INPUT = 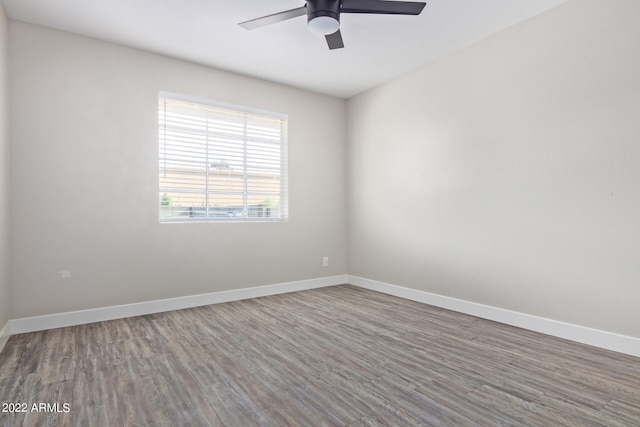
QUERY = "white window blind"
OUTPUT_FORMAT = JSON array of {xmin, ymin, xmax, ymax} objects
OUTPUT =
[{"xmin": 159, "ymin": 94, "xmax": 288, "ymax": 222}]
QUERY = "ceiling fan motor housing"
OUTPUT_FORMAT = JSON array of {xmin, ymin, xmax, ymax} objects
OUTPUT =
[{"xmin": 307, "ymin": 0, "xmax": 341, "ymax": 23}]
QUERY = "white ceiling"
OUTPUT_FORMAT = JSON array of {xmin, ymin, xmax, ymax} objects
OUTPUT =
[{"xmin": 2, "ymin": 0, "xmax": 567, "ymax": 98}]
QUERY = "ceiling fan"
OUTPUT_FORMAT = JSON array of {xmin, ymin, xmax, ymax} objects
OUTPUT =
[{"xmin": 239, "ymin": 0, "xmax": 427, "ymax": 50}]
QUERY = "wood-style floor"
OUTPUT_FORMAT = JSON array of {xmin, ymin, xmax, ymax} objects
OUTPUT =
[{"xmin": 1, "ymin": 285, "xmax": 639, "ymax": 426}]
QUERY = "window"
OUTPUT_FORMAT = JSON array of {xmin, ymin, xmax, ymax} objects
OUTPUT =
[{"xmin": 159, "ymin": 93, "xmax": 288, "ymax": 222}]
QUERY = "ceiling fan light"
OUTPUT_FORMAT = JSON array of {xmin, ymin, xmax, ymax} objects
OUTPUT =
[{"xmin": 308, "ymin": 16, "xmax": 340, "ymax": 35}]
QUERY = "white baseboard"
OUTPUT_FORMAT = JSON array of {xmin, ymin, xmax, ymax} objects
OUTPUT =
[
  {"xmin": 0, "ymin": 320, "xmax": 10, "ymax": 354},
  {"xmin": 6, "ymin": 274, "xmax": 639, "ymax": 359},
  {"xmin": 10, "ymin": 275, "xmax": 348, "ymax": 335},
  {"xmin": 348, "ymin": 275, "xmax": 640, "ymax": 358}
]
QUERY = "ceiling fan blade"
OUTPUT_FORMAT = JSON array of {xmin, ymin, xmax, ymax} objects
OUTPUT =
[
  {"xmin": 341, "ymin": 0, "xmax": 426, "ymax": 15},
  {"xmin": 238, "ymin": 6, "xmax": 307, "ymax": 30},
  {"xmin": 325, "ymin": 29, "xmax": 345, "ymax": 50}
]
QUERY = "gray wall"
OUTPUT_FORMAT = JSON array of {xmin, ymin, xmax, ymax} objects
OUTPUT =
[
  {"xmin": 0, "ymin": 3, "xmax": 10, "ymax": 328},
  {"xmin": 9, "ymin": 22, "xmax": 347, "ymax": 318},
  {"xmin": 6, "ymin": 1, "xmax": 640, "ymax": 342},
  {"xmin": 347, "ymin": 0, "xmax": 640, "ymax": 338}
]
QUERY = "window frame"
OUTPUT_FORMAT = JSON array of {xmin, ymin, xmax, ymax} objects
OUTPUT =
[{"xmin": 158, "ymin": 92, "xmax": 289, "ymax": 223}]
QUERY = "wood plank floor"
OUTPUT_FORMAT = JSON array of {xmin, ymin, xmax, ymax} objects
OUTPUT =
[{"xmin": 1, "ymin": 284, "xmax": 639, "ymax": 426}]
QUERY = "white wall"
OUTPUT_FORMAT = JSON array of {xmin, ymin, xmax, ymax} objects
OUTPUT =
[
  {"xmin": 348, "ymin": 0, "xmax": 640, "ymax": 338},
  {"xmin": 0, "ymin": 3, "xmax": 11, "ymax": 331},
  {"xmin": 9, "ymin": 22, "xmax": 347, "ymax": 318}
]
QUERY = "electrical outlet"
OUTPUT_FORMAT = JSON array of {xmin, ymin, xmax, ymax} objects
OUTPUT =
[{"xmin": 323, "ymin": 257, "xmax": 329, "ymax": 267}]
